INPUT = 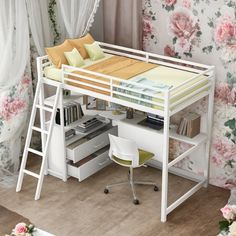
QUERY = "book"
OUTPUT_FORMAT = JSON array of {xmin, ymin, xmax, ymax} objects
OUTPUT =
[
  {"xmin": 177, "ymin": 112, "xmax": 200, "ymax": 138},
  {"xmin": 55, "ymin": 102, "xmax": 84, "ymax": 126}
]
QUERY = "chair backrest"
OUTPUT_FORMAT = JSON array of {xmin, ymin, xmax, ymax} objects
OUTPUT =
[{"xmin": 108, "ymin": 134, "xmax": 139, "ymax": 167}]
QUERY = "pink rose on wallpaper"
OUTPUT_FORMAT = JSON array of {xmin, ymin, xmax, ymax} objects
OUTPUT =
[
  {"xmin": 221, "ymin": 44, "xmax": 236, "ymax": 62},
  {"xmin": 175, "ymin": 37, "xmax": 191, "ymax": 52},
  {"xmin": 168, "ymin": 8, "xmax": 200, "ymax": 53},
  {"xmin": 169, "ymin": 8, "xmax": 198, "ymax": 38},
  {"xmin": 182, "ymin": 0, "xmax": 191, "ymax": 9},
  {"xmin": 164, "ymin": 45, "xmax": 176, "ymax": 57},
  {"xmin": 0, "ymin": 97, "xmax": 26, "ymax": 121},
  {"xmin": 143, "ymin": 15, "xmax": 153, "ymax": 39},
  {"xmin": 163, "ymin": 0, "xmax": 176, "ymax": 6},
  {"xmin": 213, "ymin": 138, "xmax": 236, "ymax": 161},
  {"xmin": 214, "ymin": 16, "xmax": 236, "ymax": 45},
  {"xmin": 215, "ymin": 82, "xmax": 235, "ymax": 105},
  {"xmin": 211, "ymin": 155, "xmax": 223, "ymax": 166}
]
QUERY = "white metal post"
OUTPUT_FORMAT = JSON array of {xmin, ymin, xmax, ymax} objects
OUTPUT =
[
  {"xmin": 59, "ymin": 86, "xmax": 67, "ymax": 182},
  {"xmin": 161, "ymin": 89, "xmax": 170, "ymax": 222},
  {"xmin": 204, "ymin": 68, "xmax": 215, "ymax": 187}
]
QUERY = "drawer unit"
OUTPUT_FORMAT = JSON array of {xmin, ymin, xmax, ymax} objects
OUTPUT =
[
  {"xmin": 67, "ymin": 146, "xmax": 112, "ymax": 181},
  {"xmin": 66, "ymin": 125, "xmax": 117, "ymax": 163}
]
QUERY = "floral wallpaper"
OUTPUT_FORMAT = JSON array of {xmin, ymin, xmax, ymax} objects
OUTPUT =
[{"xmin": 142, "ymin": 0, "xmax": 236, "ymax": 188}]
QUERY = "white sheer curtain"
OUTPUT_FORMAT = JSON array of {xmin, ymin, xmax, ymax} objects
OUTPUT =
[
  {"xmin": 26, "ymin": 0, "xmax": 53, "ymax": 56},
  {"xmin": 57, "ymin": 0, "xmax": 100, "ymax": 38},
  {"xmin": 0, "ymin": 0, "xmax": 30, "ymax": 187},
  {"xmin": 0, "ymin": 0, "xmax": 29, "ymax": 90}
]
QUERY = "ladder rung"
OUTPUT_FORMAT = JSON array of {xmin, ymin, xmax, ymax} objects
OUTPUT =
[
  {"xmin": 32, "ymin": 126, "xmax": 49, "ymax": 134},
  {"xmin": 23, "ymin": 170, "xmax": 40, "ymax": 179},
  {"xmin": 28, "ymin": 148, "xmax": 43, "ymax": 157},
  {"xmin": 36, "ymin": 105, "xmax": 53, "ymax": 113}
]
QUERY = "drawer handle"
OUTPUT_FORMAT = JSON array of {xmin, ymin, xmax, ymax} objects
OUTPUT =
[
  {"xmin": 99, "ymin": 158, "xmax": 110, "ymax": 166},
  {"xmin": 94, "ymin": 142, "xmax": 105, "ymax": 148}
]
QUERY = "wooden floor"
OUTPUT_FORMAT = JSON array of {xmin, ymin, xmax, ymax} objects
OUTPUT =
[{"xmin": 0, "ymin": 156, "xmax": 229, "ymax": 236}]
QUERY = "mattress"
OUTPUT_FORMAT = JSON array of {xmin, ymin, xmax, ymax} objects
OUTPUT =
[
  {"xmin": 114, "ymin": 66, "xmax": 207, "ymax": 110},
  {"xmin": 67, "ymin": 55, "xmax": 157, "ymax": 95},
  {"xmin": 44, "ymin": 53, "xmax": 207, "ymax": 110},
  {"xmin": 44, "ymin": 53, "xmax": 114, "ymax": 82}
]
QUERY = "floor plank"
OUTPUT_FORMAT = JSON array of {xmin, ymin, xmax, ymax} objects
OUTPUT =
[{"xmin": 0, "ymin": 156, "xmax": 229, "ymax": 236}]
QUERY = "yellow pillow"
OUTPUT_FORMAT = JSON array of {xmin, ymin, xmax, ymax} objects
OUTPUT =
[
  {"xmin": 67, "ymin": 33, "xmax": 95, "ymax": 59},
  {"xmin": 84, "ymin": 42, "xmax": 105, "ymax": 61},
  {"xmin": 45, "ymin": 40, "xmax": 74, "ymax": 68},
  {"xmin": 64, "ymin": 48, "xmax": 85, "ymax": 67}
]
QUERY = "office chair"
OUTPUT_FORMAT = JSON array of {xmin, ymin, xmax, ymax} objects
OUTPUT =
[{"xmin": 104, "ymin": 134, "xmax": 159, "ymax": 205}]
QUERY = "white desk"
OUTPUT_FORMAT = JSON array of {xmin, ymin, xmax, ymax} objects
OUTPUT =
[{"xmin": 117, "ymin": 113, "xmax": 164, "ymax": 163}]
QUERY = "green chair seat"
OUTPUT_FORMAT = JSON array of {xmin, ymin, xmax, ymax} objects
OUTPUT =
[{"xmin": 113, "ymin": 149, "xmax": 154, "ymax": 166}]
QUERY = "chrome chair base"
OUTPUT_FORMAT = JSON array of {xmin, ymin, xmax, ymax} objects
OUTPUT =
[{"xmin": 104, "ymin": 167, "xmax": 159, "ymax": 204}]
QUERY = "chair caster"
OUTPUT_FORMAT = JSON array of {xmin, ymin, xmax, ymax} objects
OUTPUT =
[
  {"xmin": 133, "ymin": 199, "xmax": 140, "ymax": 205},
  {"xmin": 104, "ymin": 188, "xmax": 109, "ymax": 194},
  {"xmin": 154, "ymin": 186, "xmax": 159, "ymax": 191}
]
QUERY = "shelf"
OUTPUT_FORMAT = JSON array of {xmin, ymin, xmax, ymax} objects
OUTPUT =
[
  {"xmin": 169, "ymin": 129, "xmax": 207, "ymax": 146},
  {"xmin": 64, "ymin": 116, "xmax": 111, "ymax": 146},
  {"xmin": 44, "ymin": 94, "xmax": 83, "ymax": 107}
]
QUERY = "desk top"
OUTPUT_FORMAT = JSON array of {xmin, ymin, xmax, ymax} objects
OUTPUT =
[{"xmin": 118, "ymin": 113, "xmax": 164, "ymax": 135}]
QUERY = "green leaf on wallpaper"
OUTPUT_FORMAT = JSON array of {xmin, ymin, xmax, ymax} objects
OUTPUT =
[
  {"xmin": 202, "ymin": 45, "xmax": 213, "ymax": 54},
  {"xmin": 225, "ymin": 131, "xmax": 231, "ymax": 139},
  {"xmin": 232, "ymin": 129, "xmax": 236, "ymax": 136},
  {"xmin": 196, "ymin": 31, "xmax": 202, "ymax": 37},
  {"xmin": 172, "ymin": 37, "xmax": 177, "ymax": 45},
  {"xmin": 224, "ymin": 118, "xmax": 236, "ymax": 130},
  {"xmin": 151, "ymin": 35, "xmax": 154, "ymax": 39},
  {"xmin": 184, "ymin": 52, "xmax": 192, "ymax": 58},
  {"xmin": 208, "ymin": 20, "xmax": 214, "ymax": 28},
  {"xmin": 226, "ymin": 72, "xmax": 236, "ymax": 85},
  {"xmin": 152, "ymin": 16, "xmax": 156, "ymax": 20},
  {"xmin": 215, "ymin": 11, "xmax": 221, "ymax": 17},
  {"xmin": 165, "ymin": 5, "xmax": 174, "ymax": 12},
  {"xmin": 194, "ymin": 0, "xmax": 200, "ymax": 6},
  {"xmin": 149, "ymin": 10, "xmax": 153, "ymax": 15},
  {"xmin": 193, "ymin": 9, "xmax": 198, "ymax": 16}
]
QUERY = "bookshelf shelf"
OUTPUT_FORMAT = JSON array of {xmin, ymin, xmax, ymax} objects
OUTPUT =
[
  {"xmin": 169, "ymin": 129, "xmax": 207, "ymax": 146},
  {"xmin": 44, "ymin": 94, "xmax": 83, "ymax": 107}
]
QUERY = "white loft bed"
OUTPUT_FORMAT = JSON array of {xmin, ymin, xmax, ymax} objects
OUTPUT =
[{"xmin": 35, "ymin": 42, "xmax": 215, "ymax": 222}]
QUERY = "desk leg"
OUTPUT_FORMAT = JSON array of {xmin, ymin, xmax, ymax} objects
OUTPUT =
[{"xmin": 161, "ymin": 92, "xmax": 170, "ymax": 222}]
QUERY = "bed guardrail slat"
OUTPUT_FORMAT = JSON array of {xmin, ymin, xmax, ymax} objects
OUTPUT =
[
  {"xmin": 64, "ymin": 78, "xmax": 111, "ymax": 93},
  {"xmin": 112, "ymin": 91, "xmax": 164, "ymax": 107}
]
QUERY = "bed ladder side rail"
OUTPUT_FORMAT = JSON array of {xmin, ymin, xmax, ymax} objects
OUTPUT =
[{"xmin": 16, "ymin": 78, "xmax": 62, "ymax": 200}]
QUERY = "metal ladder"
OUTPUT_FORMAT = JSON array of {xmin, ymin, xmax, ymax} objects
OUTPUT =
[{"xmin": 16, "ymin": 78, "xmax": 62, "ymax": 200}]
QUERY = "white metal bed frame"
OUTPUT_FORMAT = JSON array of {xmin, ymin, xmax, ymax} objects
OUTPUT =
[{"xmin": 36, "ymin": 42, "xmax": 215, "ymax": 222}]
